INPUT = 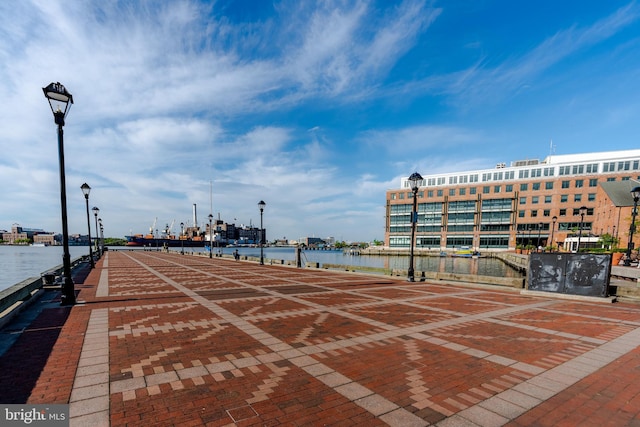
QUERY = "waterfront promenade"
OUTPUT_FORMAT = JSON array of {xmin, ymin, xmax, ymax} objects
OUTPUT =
[{"xmin": 2, "ymin": 251, "xmax": 640, "ymax": 426}]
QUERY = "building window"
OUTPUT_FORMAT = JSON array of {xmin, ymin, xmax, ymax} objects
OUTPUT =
[
  {"xmin": 470, "ymin": 187, "xmax": 476, "ymax": 195},
  {"xmin": 449, "ymin": 189, "xmax": 455, "ymax": 196},
  {"xmin": 560, "ymin": 195, "xmax": 568, "ymax": 203},
  {"xmin": 391, "ymin": 193, "xmax": 396, "ymax": 200},
  {"xmin": 483, "ymin": 186, "xmax": 490, "ymax": 194},
  {"xmin": 506, "ymin": 184, "xmax": 513, "ymax": 192},
  {"xmin": 520, "ymin": 197, "xmax": 526, "ymax": 204},
  {"xmin": 437, "ymin": 190, "xmax": 443, "ymax": 197},
  {"xmin": 531, "ymin": 168, "xmax": 541, "ymax": 177},
  {"xmin": 494, "ymin": 185, "xmax": 501, "ymax": 193},
  {"xmin": 518, "ymin": 211, "xmax": 525, "ymax": 218},
  {"xmin": 574, "ymin": 194, "xmax": 582, "ymax": 202},
  {"xmin": 532, "ymin": 182, "xmax": 540, "ymax": 190},
  {"xmin": 559, "ymin": 166, "xmax": 571, "ymax": 175},
  {"xmin": 399, "ymin": 193, "xmax": 405, "ymax": 199},
  {"xmin": 572, "ymin": 165, "xmax": 584, "ymax": 174},
  {"xmin": 607, "ymin": 177, "xmax": 616, "ymax": 182},
  {"xmin": 543, "ymin": 210, "xmax": 550, "ymax": 217},
  {"xmin": 531, "ymin": 210, "xmax": 538, "ymax": 217},
  {"xmin": 470, "ymin": 174, "xmax": 478, "ymax": 182},
  {"xmin": 586, "ymin": 163, "xmax": 598, "ymax": 173},
  {"xmin": 603, "ymin": 162, "xmax": 615, "ymax": 172},
  {"xmin": 449, "ymin": 176, "xmax": 458, "ymax": 184},
  {"xmin": 588, "ymin": 193, "xmax": 596, "ymax": 201},
  {"xmin": 575, "ymin": 179, "xmax": 583, "ymax": 188},
  {"xmin": 589, "ymin": 178, "xmax": 598, "ymax": 187},
  {"xmin": 559, "ymin": 209, "xmax": 566, "ymax": 216},
  {"xmin": 459, "ymin": 188, "xmax": 466, "ymax": 195},
  {"xmin": 545, "ymin": 195, "xmax": 552, "ymax": 203},
  {"xmin": 532, "ymin": 196, "xmax": 539, "ymax": 204},
  {"xmin": 519, "ymin": 170, "xmax": 529, "ymax": 179},
  {"xmin": 543, "ymin": 167, "xmax": 555, "ymax": 176},
  {"xmin": 545, "ymin": 182, "xmax": 554, "ymax": 190},
  {"xmin": 562, "ymin": 180, "xmax": 570, "ymax": 189},
  {"xmin": 427, "ymin": 190, "xmax": 433, "ymax": 197},
  {"xmin": 520, "ymin": 183, "xmax": 528, "ymax": 191},
  {"xmin": 622, "ymin": 176, "xmax": 630, "ymax": 181}
]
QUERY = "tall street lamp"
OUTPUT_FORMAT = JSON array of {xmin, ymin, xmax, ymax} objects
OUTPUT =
[
  {"xmin": 208, "ymin": 213, "xmax": 213, "ymax": 258},
  {"xmin": 92, "ymin": 207, "xmax": 100, "ymax": 256},
  {"xmin": 551, "ymin": 216, "xmax": 557, "ymax": 251},
  {"xmin": 43, "ymin": 82, "xmax": 75, "ymax": 305},
  {"xmin": 258, "ymin": 200, "xmax": 266, "ymax": 265},
  {"xmin": 624, "ymin": 187, "xmax": 640, "ymax": 266},
  {"xmin": 180, "ymin": 222, "xmax": 185, "ymax": 255},
  {"xmin": 81, "ymin": 183, "xmax": 95, "ymax": 268},
  {"xmin": 98, "ymin": 219, "xmax": 104, "ymax": 254},
  {"xmin": 407, "ymin": 172, "xmax": 423, "ymax": 282},
  {"xmin": 577, "ymin": 206, "xmax": 587, "ymax": 253}
]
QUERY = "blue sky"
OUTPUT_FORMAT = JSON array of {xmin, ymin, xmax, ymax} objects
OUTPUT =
[{"xmin": 1, "ymin": 1, "xmax": 640, "ymax": 243}]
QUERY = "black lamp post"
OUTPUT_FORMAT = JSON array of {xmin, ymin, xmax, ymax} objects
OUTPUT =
[
  {"xmin": 180, "ymin": 222, "xmax": 185, "ymax": 255},
  {"xmin": 407, "ymin": 172, "xmax": 423, "ymax": 282},
  {"xmin": 92, "ymin": 207, "xmax": 100, "ymax": 257},
  {"xmin": 577, "ymin": 206, "xmax": 587, "ymax": 253},
  {"xmin": 81, "ymin": 183, "xmax": 95, "ymax": 268},
  {"xmin": 536, "ymin": 222, "xmax": 543, "ymax": 252},
  {"xmin": 551, "ymin": 216, "xmax": 557, "ymax": 251},
  {"xmin": 258, "ymin": 200, "xmax": 266, "ymax": 265},
  {"xmin": 43, "ymin": 82, "xmax": 75, "ymax": 305},
  {"xmin": 624, "ymin": 187, "xmax": 640, "ymax": 266},
  {"xmin": 208, "ymin": 213, "xmax": 213, "ymax": 258},
  {"xmin": 98, "ymin": 219, "xmax": 103, "ymax": 254}
]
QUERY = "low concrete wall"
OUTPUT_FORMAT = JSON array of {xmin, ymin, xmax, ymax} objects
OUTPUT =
[
  {"xmin": 0, "ymin": 255, "xmax": 87, "ymax": 327},
  {"xmin": 390, "ymin": 269, "xmax": 524, "ymax": 288}
]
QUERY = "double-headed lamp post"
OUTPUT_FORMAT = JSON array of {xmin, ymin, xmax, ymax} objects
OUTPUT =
[
  {"xmin": 258, "ymin": 200, "xmax": 266, "ymax": 265},
  {"xmin": 80, "ymin": 183, "xmax": 95, "ymax": 268},
  {"xmin": 576, "ymin": 206, "xmax": 587, "ymax": 253},
  {"xmin": 624, "ymin": 186, "xmax": 640, "ymax": 266},
  {"xmin": 43, "ymin": 82, "xmax": 75, "ymax": 305},
  {"xmin": 551, "ymin": 216, "xmax": 557, "ymax": 251},
  {"xmin": 92, "ymin": 207, "xmax": 100, "ymax": 256},
  {"xmin": 537, "ymin": 222, "xmax": 543, "ymax": 252},
  {"xmin": 208, "ymin": 213, "xmax": 213, "ymax": 258},
  {"xmin": 407, "ymin": 172, "xmax": 423, "ymax": 282}
]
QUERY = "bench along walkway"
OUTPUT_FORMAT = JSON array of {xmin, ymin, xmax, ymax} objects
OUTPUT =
[{"xmin": 3, "ymin": 251, "xmax": 640, "ymax": 426}]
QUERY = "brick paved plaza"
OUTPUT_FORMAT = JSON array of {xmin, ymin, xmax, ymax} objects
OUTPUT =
[{"xmin": 2, "ymin": 250, "xmax": 640, "ymax": 426}]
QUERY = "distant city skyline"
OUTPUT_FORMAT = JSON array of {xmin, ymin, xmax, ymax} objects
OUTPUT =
[{"xmin": 2, "ymin": 2, "xmax": 640, "ymax": 242}]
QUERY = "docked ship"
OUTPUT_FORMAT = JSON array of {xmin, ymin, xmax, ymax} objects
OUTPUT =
[{"xmin": 126, "ymin": 205, "xmax": 210, "ymax": 248}]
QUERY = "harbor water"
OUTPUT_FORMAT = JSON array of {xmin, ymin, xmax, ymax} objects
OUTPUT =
[{"xmin": 0, "ymin": 245, "xmax": 523, "ymax": 292}]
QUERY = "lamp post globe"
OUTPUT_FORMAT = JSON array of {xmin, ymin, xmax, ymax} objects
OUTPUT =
[
  {"xmin": 81, "ymin": 183, "xmax": 95, "ymax": 268},
  {"xmin": 258, "ymin": 201, "xmax": 266, "ymax": 265},
  {"xmin": 208, "ymin": 213, "xmax": 213, "ymax": 258},
  {"xmin": 624, "ymin": 187, "xmax": 640, "ymax": 266},
  {"xmin": 43, "ymin": 82, "xmax": 75, "ymax": 305},
  {"xmin": 407, "ymin": 172, "xmax": 423, "ymax": 282}
]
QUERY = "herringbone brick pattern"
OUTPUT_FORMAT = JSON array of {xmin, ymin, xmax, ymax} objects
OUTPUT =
[{"xmin": 2, "ymin": 250, "xmax": 640, "ymax": 426}]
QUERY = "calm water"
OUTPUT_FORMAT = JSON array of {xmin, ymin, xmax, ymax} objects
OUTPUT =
[
  {"xmin": 0, "ymin": 245, "xmax": 91, "ymax": 291},
  {"xmin": 0, "ymin": 245, "xmax": 522, "ymax": 291}
]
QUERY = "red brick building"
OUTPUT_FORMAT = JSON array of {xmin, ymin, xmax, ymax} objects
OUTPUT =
[{"xmin": 385, "ymin": 149, "xmax": 640, "ymax": 252}]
